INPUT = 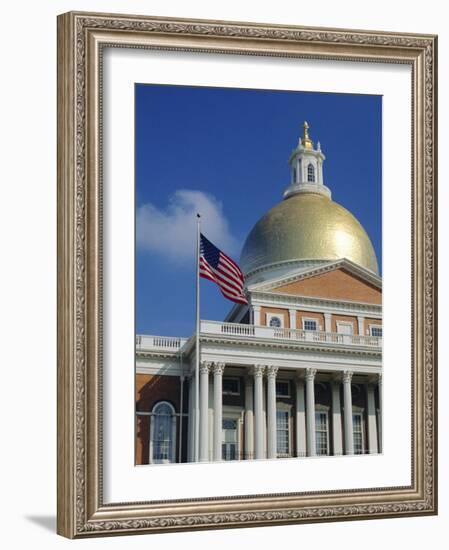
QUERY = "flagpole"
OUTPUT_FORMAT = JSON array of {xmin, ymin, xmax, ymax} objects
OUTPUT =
[{"xmin": 194, "ymin": 213, "xmax": 201, "ymax": 463}]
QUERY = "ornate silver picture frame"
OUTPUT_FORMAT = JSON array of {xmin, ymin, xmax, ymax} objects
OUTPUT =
[{"xmin": 57, "ymin": 11, "xmax": 437, "ymax": 538}]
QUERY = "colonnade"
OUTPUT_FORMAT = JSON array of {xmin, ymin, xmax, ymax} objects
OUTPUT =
[{"xmin": 187, "ymin": 362, "xmax": 381, "ymax": 462}]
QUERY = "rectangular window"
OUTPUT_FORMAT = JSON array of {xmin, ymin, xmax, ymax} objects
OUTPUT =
[
  {"xmin": 370, "ymin": 325, "xmax": 383, "ymax": 337},
  {"xmin": 276, "ymin": 380, "xmax": 291, "ymax": 398},
  {"xmin": 315, "ymin": 411, "xmax": 329, "ymax": 455},
  {"xmin": 222, "ymin": 418, "xmax": 238, "ymax": 461},
  {"xmin": 222, "ymin": 377, "xmax": 240, "ymax": 396},
  {"xmin": 276, "ymin": 410, "xmax": 290, "ymax": 456},
  {"xmin": 303, "ymin": 319, "xmax": 318, "ymax": 331},
  {"xmin": 353, "ymin": 413, "xmax": 365, "ymax": 454}
]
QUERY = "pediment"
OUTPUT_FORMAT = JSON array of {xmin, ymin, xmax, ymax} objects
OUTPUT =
[{"xmin": 249, "ymin": 260, "xmax": 382, "ymax": 305}]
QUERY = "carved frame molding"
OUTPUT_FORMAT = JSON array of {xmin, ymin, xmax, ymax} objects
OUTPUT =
[{"xmin": 57, "ymin": 11, "xmax": 437, "ymax": 538}]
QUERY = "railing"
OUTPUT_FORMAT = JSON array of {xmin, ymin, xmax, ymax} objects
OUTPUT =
[
  {"xmin": 200, "ymin": 320, "xmax": 382, "ymax": 348},
  {"xmin": 136, "ymin": 334, "xmax": 188, "ymax": 351},
  {"xmin": 137, "ymin": 321, "xmax": 382, "ymax": 351}
]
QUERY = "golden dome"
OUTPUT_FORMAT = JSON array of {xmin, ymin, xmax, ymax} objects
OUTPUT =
[{"xmin": 240, "ymin": 192, "xmax": 379, "ymax": 276}]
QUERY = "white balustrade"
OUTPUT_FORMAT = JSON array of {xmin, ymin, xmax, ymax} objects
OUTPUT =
[
  {"xmin": 136, "ymin": 322, "xmax": 382, "ymax": 351},
  {"xmin": 199, "ymin": 321, "xmax": 381, "ymax": 347},
  {"xmin": 136, "ymin": 335, "xmax": 188, "ymax": 351}
]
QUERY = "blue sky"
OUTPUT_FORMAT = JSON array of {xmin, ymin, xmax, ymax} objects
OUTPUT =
[{"xmin": 135, "ymin": 84, "xmax": 382, "ymax": 337}]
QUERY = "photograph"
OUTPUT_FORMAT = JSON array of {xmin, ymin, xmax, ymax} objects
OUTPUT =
[
  {"xmin": 134, "ymin": 84, "xmax": 383, "ymax": 465},
  {"xmin": 55, "ymin": 10, "xmax": 437, "ymax": 537}
]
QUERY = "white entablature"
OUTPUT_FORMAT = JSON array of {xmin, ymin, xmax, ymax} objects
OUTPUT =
[{"xmin": 249, "ymin": 292, "xmax": 382, "ymax": 317}]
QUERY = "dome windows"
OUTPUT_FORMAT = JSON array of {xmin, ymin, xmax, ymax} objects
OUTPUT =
[
  {"xmin": 285, "ymin": 123, "xmax": 328, "ymax": 199},
  {"xmin": 307, "ymin": 163, "xmax": 315, "ymax": 182}
]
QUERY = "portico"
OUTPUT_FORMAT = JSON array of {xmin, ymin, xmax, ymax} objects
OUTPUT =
[{"xmin": 184, "ymin": 355, "xmax": 381, "ymax": 462}]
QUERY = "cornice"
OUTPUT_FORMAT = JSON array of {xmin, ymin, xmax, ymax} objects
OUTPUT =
[
  {"xmin": 199, "ymin": 334, "xmax": 382, "ymax": 358},
  {"xmin": 250, "ymin": 290, "xmax": 382, "ymax": 315},
  {"xmin": 136, "ymin": 350, "xmax": 183, "ymax": 360}
]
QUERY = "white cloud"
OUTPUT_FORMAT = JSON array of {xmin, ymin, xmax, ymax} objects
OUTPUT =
[{"xmin": 136, "ymin": 190, "xmax": 239, "ymax": 264}]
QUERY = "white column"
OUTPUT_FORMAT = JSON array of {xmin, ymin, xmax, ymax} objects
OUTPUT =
[
  {"xmin": 318, "ymin": 158, "xmax": 323, "ymax": 184},
  {"xmin": 378, "ymin": 373, "xmax": 383, "ymax": 452},
  {"xmin": 343, "ymin": 370, "xmax": 354, "ymax": 455},
  {"xmin": 253, "ymin": 306, "xmax": 261, "ymax": 326},
  {"xmin": 253, "ymin": 365, "xmax": 265, "ymax": 459},
  {"xmin": 366, "ymin": 381, "xmax": 378, "ymax": 454},
  {"xmin": 357, "ymin": 316, "xmax": 365, "ymax": 336},
  {"xmin": 295, "ymin": 377, "xmax": 306, "ymax": 457},
  {"xmin": 208, "ymin": 376, "xmax": 213, "ymax": 460},
  {"xmin": 305, "ymin": 368, "xmax": 317, "ymax": 456},
  {"xmin": 262, "ymin": 378, "xmax": 267, "ymax": 456},
  {"xmin": 199, "ymin": 361, "xmax": 210, "ymax": 461},
  {"xmin": 187, "ymin": 374, "xmax": 195, "ymax": 462},
  {"xmin": 213, "ymin": 362, "xmax": 225, "ymax": 461},
  {"xmin": 331, "ymin": 380, "xmax": 343, "ymax": 455},
  {"xmin": 324, "ymin": 313, "xmax": 332, "ymax": 333},
  {"xmin": 244, "ymin": 375, "xmax": 254, "ymax": 460},
  {"xmin": 267, "ymin": 366, "xmax": 279, "ymax": 459},
  {"xmin": 289, "ymin": 309, "xmax": 297, "ymax": 329}
]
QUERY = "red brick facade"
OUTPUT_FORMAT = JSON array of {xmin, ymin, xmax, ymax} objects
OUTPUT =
[
  {"xmin": 274, "ymin": 268, "xmax": 382, "ymax": 304},
  {"xmin": 136, "ymin": 373, "xmax": 188, "ymax": 465}
]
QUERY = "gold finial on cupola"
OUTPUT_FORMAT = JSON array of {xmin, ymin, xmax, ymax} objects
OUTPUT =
[{"xmin": 301, "ymin": 120, "xmax": 314, "ymax": 149}]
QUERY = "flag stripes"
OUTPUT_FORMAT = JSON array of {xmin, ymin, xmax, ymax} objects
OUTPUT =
[{"xmin": 199, "ymin": 234, "xmax": 248, "ymax": 305}]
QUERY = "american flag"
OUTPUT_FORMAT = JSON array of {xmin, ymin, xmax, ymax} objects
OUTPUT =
[{"xmin": 199, "ymin": 234, "xmax": 248, "ymax": 304}]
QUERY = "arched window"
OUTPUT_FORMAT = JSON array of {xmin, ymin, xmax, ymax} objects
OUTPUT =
[
  {"xmin": 150, "ymin": 401, "xmax": 176, "ymax": 464},
  {"xmin": 307, "ymin": 163, "xmax": 315, "ymax": 182}
]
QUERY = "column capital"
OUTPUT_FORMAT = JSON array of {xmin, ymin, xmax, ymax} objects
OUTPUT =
[
  {"xmin": 342, "ymin": 370, "xmax": 353, "ymax": 384},
  {"xmin": 213, "ymin": 362, "xmax": 225, "ymax": 375},
  {"xmin": 252, "ymin": 305, "xmax": 261, "ymax": 312},
  {"xmin": 200, "ymin": 361, "xmax": 212, "ymax": 375},
  {"xmin": 266, "ymin": 365, "xmax": 279, "ymax": 379},
  {"xmin": 305, "ymin": 368, "xmax": 317, "ymax": 382},
  {"xmin": 252, "ymin": 364, "xmax": 266, "ymax": 378}
]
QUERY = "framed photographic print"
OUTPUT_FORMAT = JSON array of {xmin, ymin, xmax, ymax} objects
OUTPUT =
[{"xmin": 57, "ymin": 11, "xmax": 437, "ymax": 538}]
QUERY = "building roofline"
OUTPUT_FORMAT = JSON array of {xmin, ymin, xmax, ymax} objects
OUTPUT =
[{"xmin": 247, "ymin": 258, "xmax": 382, "ymax": 293}]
